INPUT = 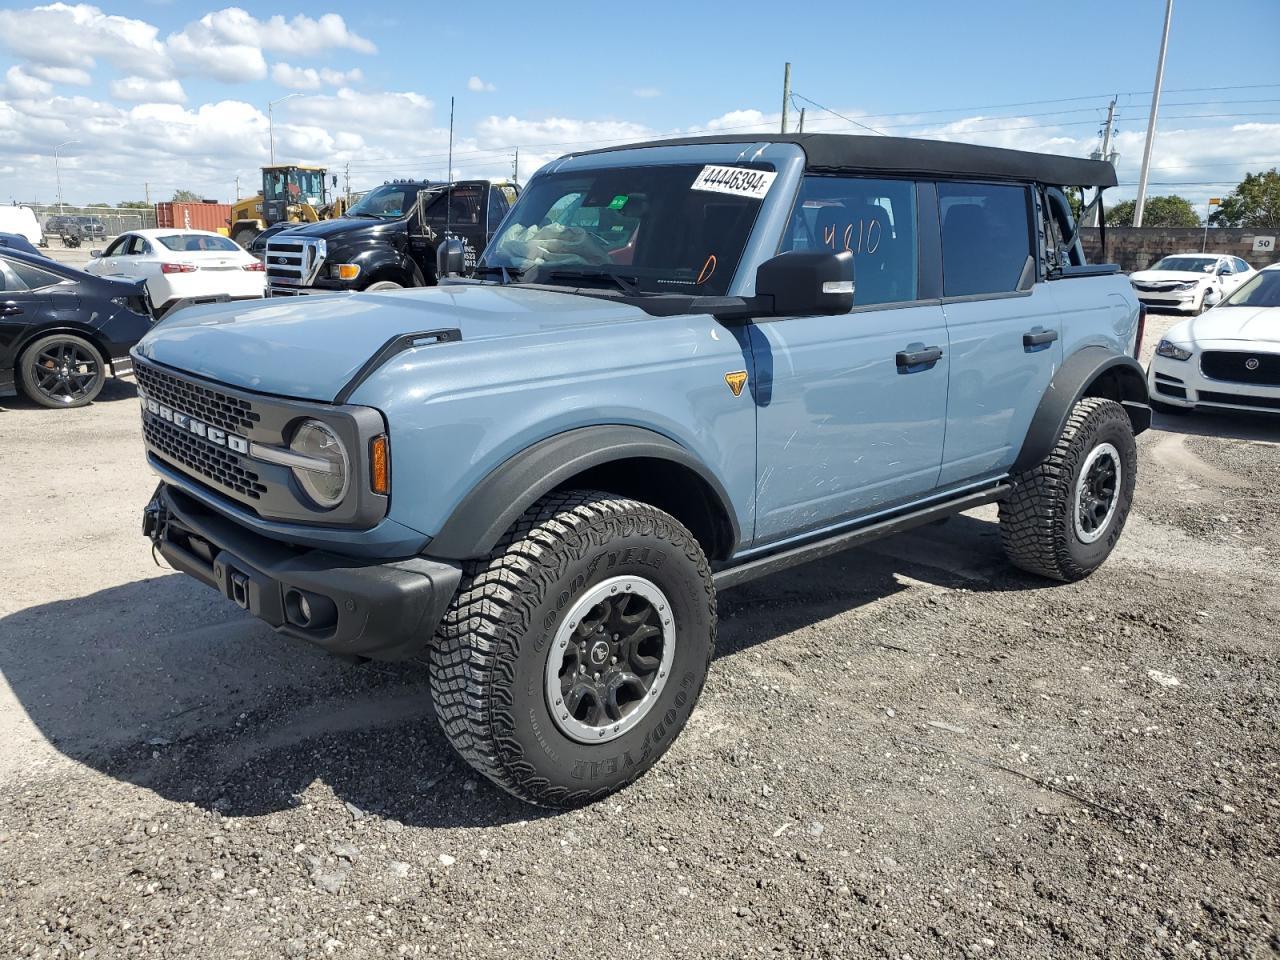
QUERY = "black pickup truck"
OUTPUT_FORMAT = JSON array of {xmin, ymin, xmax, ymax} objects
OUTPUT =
[{"xmin": 264, "ymin": 179, "xmax": 519, "ymax": 295}]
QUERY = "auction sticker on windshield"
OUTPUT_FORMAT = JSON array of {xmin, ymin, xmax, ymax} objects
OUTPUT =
[{"xmin": 691, "ymin": 166, "xmax": 777, "ymax": 199}]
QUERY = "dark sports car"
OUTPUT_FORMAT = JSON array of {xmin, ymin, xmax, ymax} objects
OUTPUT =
[{"xmin": 0, "ymin": 248, "xmax": 153, "ymax": 408}]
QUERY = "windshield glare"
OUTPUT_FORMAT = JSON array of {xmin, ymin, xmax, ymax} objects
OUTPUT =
[
  {"xmin": 1221, "ymin": 270, "xmax": 1280, "ymax": 308},
  {"xmin": 346, "ymin": 183, "xmax": 434, "ymax": 219},
  {"xmin": 480, "ymin": 164, "xmax": 773, "ymax": 296},
  {"xmin": 157, "ymin": 234, "xmax": 240, "ymax": 252},
  {"xmin": 1152, "ymin": 256, "xmax": 1216, "ymax": 273}
]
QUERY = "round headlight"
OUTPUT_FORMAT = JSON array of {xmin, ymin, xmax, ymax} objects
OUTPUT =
[{"xmin": 289, "ymin": 420, "xmax": 349, "ymax": 508}]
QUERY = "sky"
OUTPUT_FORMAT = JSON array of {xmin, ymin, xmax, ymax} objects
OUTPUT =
[{"xmin": 1, "ymin": 0, "xmax": 1277, "ymax": 211}]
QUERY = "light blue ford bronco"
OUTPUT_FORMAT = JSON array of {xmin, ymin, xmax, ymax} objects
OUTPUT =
[{"xmin": 135, "ymin": 134, "xmax": 1150, "ymax": 806}]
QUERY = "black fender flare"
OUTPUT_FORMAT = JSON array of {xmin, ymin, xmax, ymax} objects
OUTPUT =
[
  {"xmin": 1011, "ymin": 346, "xmax": 1151, "ymax": 474},
  {"xmin": 426, "ymin": 425, "xmax": 740, "ymax": 560},
  {"xmin": 354, "ymin": 247, "xmax": 423, "ymax": 288}
]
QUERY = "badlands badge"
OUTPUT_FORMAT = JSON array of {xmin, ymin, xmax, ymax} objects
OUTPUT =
[{"xmin": 724, "ymin": 370, "xmax": 748, "ymax": 398}]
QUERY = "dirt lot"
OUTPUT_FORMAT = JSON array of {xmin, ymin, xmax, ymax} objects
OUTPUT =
[{"xmin": 1, "ymin": 314, "xmax": 1277, "ymax": 959}]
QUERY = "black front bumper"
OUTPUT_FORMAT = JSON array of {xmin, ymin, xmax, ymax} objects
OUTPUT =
[{"xmin": 143, "ymin": 483, "xmax": 461, "ymax": 660}]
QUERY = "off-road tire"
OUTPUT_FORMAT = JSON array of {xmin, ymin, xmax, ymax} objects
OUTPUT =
[
  {"xmin": 999, "ymin": 397, "xmax": 1137, "ymax": 582},
  {"xmin": 429, "ymin": 490, "xmax": 716, "ymax": 807},
  {"xmin": 231, "ymin": 227, "xmax": 259, "ymax": 250}
]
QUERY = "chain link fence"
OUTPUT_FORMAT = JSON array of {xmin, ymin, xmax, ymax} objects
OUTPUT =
[{"xmin": 23, "ymin": 203, "xmax": 157, "ymax": 242}]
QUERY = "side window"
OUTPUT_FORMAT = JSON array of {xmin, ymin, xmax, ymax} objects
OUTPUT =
[
  {"xmin": 487, "ymin": 186, "xmax": 509, "ymax": 233},
  {"xmin": 1234, "ymin": 258, "xmax": 1250, "ymax": 273},
  {"xmin": 938, "ymin": 182, "xmax": 1033, "ymax": 297},
  {"xmin": 424, "ymin": 185, "xmax": 484, "ymax": 226},
  {"xmin": 103, "ymin": 236, "xmax": 129, "ymax": 257},
  {"xmin": 782, "ymin": 175, "xmax": 918, "ymax": 306},
  {"xmin": 8, "ymin": 259, "xmax": 63, "ymax": 290},
  {"xmin": 0, "ymin": 258, "xmax": 26, "ymax": 292}
]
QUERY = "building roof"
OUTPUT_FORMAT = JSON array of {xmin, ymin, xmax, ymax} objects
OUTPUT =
[{"xmin": 572, "ymin": 133, "xmax": 1118, "ymax": 188}]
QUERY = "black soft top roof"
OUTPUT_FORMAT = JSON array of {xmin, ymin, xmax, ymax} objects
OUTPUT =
[{"xmin": 571, "ymin": 133, "xmax": 1118, "ymax": 188}]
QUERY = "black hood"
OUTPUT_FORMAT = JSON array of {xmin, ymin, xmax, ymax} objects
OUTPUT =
[{"xmin": 277, "ymin": 216, "xmax": 407, "ymax": 243}]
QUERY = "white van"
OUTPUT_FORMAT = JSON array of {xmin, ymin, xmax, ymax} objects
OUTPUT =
[{"xmin": 0, "ymin": 206, "xmax": 45, "ymax": 246}]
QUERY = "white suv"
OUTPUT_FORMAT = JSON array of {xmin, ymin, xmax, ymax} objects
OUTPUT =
[{"xmin": 1129, "ymin": 253, "xmax": 1256, "ymax": 315}]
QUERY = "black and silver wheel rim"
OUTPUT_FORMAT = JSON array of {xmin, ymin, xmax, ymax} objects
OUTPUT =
[
  {"xmin": 1074, "ymin": 442, "xmax": 1122, "ymax": 544},
  {"xmin": 545, "ymin": 575, "xmax": 676, "ymax": 744},
  {"xmin": 30, "ymin": 340, "xmax": 100, "ymax": 405}
]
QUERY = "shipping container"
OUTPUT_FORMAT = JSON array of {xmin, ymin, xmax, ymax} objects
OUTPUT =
[{"xmin": 154, "ymin": 201, "xmax": 232, "ymax": 235}]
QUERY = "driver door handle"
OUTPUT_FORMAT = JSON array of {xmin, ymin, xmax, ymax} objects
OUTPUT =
[
  {"xmin": 1023, "ymin": 328, "xmax": 1059, "ymax": 348},
  {"xmin": 1, "ymin": 304, "xmax": 22, "ymax": 317},
  {"xmin": 895, "ymin": 345, "xmax": 943, "ymax": 369}
]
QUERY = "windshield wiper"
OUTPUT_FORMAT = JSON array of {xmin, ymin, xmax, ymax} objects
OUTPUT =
[{"xmin": 543, "ymin": 269, "xmax": 642, "ymax": 296}]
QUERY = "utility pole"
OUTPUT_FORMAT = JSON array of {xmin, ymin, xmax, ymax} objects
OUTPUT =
[
  {"xmin": 234, "ymin": 175, "xmax": 240, "ymax": 201},
  {"xmin": 1133, "ymin": 0, "xmax": 1173, "ymax": 227},
  {"xmin": 267, "ymin": 93, "xmax": 301, "ymax": 166},
  {"xmin": 797, "ymin": 107, "xmax": 806, "ymax": 133},
  {"xmin": 144, "ymin": 181, "xmax": 150, "ymax": 206},
  {"xmin": 1090, "ymin": 97, "xmax": 1119, "ymax": 226},
  {"xmin": 780, "ymin": 62, "xmax": 792, "ymax": 133},
  {"xmin": 513, "ymin": 147, "xmax": 519, "ymax": 183},
  {"xmin": 343, "ymin": 162, "xmax": 350, "ymax": 201},
  {"xmin": 54, "ymin": 140, "xmax": 78, "ymax": 213}
]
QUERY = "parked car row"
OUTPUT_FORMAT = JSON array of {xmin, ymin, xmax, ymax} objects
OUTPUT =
[{"xmin": 1129, "ymin": 252, "xmax": 1256, "ymax": 315}]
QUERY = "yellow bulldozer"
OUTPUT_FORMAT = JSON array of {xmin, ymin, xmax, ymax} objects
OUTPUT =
[{"xmin": 228, "ymin": 164, "xmax": 349, "ymax": 248}]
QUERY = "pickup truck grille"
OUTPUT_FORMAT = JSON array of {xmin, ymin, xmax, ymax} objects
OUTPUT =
[
  {"xmin": 1200, "ymin": 350, "xmax": 1280, "ymax": 386},
  {"xmin": 143, "ymin": 416, "xmax": 268, "ymax": 501},
  {"xmin": 135, "ymin": 361, "xmax": 260, "ymax": 434},
  {"xmin": 265, "ymin": 236, "xmax": 326, "ymax": 295}
]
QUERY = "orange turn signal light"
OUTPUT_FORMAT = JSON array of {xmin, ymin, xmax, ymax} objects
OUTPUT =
[
  {"xmin": 369, "ymin": 435, "xmax": 390, "ymax": 495},
  {"xmin": 336, "ymin": 263, "xmax": 361, "ymax": 281}
]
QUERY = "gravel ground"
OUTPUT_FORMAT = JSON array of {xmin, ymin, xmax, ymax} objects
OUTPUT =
[{"xmin": 1, "ymin": 313, "xmax": 1278, "ymax": 959}]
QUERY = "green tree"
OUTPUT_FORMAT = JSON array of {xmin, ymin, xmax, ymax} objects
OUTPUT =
[
  {"xmin": 117, "ymin": 200, "xmax": 152, "ymax": 209},
  {"xmin": 1105, "ymin": 195, "xmax": 1201, "ymax": 228},
  {"xmin": 170, "ymin": 189, "xmax": 202, "ymax": 202},
  {"xmin": 1209, "ymin": 168, "xmax": 1280, "ymax": 228}
]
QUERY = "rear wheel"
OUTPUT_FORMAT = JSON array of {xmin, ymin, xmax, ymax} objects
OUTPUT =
[
  {"xmin": 19, "ymin": 334, "xmax": 106, "ymax": 408},
  {"xmin": 999, "ymin": 397, "xmax": 1137, "ymax": 582},
  {"xmin": 231, "ymin": 226, "xmax": 260, "ymax": 250},
  {"xmin": 429, "ymin": 491, "xmax": 716, "ymax": 807}
]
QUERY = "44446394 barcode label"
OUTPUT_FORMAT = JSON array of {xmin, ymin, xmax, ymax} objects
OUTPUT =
[{"xmin": 690, "ymin": 165, "xmax": 777, "ymax": 199}]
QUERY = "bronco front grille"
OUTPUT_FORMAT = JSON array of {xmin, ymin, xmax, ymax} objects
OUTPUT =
[
  {"xmin": 1200, "ymin": 350, "xmax": 1280, "ymax": 386},
  {"xmin": 135, "ymin": 362, "xmax": 260, "ymax": 434},
  {"xmin": 144, "ymin": 416, "xmax": 267, "ymax": 501},
  {"xmin": 265, "ymin": 236, "xmax": 326, "ymax": 292}
]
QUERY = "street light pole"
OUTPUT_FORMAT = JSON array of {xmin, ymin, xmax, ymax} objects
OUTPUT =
[
  {"xmin": 1133, "ymin": 0, "xmax": 1174, "ymax": 227},
  {"xmin": 267, "ymin": 94, "xmax": 301, "ymax": 166},
  {"xmin": 53, "ymin": 139, "xmax": 79, "ymax": 214}
]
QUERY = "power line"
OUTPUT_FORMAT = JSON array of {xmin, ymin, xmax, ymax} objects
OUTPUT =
[{"xmin": 789, "ymin": 92, "xmax": 887, "ymax": 136}]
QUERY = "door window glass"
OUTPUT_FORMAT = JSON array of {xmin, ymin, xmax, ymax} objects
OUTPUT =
[
  {"xmin": 103, "ymin": 236, "xmax": 130, "ymax": 257},
  {"xmin": 1233, "ymin": 258, "xmax": 1250, "ymax": 273},
  {"xmin": 938, "ymin": 182, "xmax": 1033, "ymax": 297},
  {"xmin": 0, "ymin": 258, "xmax": 25, "ymax": 292},
  {"xmin": 424, "ymin": 185, "xmax": 484, "ymax": 226},
  {"xmin": 782, "ymin": 176, "xmax": 918, "ymax": 306},
  {"xmin": 487, "ymin": 186, "xmax": 509, "ymax": 232},
  {"xmin": 8, "ymin": 259, "xmax": 63, "ymax": 290}
]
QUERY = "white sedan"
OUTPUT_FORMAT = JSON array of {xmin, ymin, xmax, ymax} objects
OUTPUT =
[
  {"xmin": 1129, "ymin": 253, "xmax": 1256, "ymax": 315},
  {"xmin": 86, "ymin": 229, "xmax": 266, "ymax": 316},
  {"xmin": 1147, "ymin": 264, "xmax": 1280, "ymax": 415}
]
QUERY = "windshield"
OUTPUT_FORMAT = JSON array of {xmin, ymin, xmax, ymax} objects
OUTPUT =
[
  {"xmin": 264, "ymin": 168, "xmax": 327, "ymax": 206},
  {"xmin": 1220, "ymin": 269, "xmax": 1280, "ymax": 308},
  {"xmin": 479, "ymin": 163, "xmax": 775, "ymax": 297},
  {"xmin": 1151, "ymin": 256, "xmax": 1216, "ymax": 273},
  {"xmin": 346, "ymin": 183, "xmax": 437, "ymax": 219},
  {"xmin": 157, "ymin": 234, "xmax": 241, "ymax": 252}
]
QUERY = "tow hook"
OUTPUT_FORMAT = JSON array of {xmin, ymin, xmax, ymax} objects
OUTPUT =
[{"xmin": 229, "ymin": 570, "xmax": 250, "ymax": 609}]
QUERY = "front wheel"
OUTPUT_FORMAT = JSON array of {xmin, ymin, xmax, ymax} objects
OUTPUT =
[
  {"xmin": 429, "ymin": 491, "xmax": 716, "ymax": 807},
  {"xmin": 363, "ymin": 280, "xmax": 404, "ymax": 292},
  {"xmin": 999, "ymin": 397, "xmax": 1137, "ymax": 582},
  {"xmin": 19, "ymin": 334, "xmax": 106, "ymax": 408}
]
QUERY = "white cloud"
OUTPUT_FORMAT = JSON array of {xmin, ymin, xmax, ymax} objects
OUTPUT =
[
  {"xmin": 109, "ymin": 76, "xmax": 187, "ymax": 104},
  {"xmin": 271, "ymin": 63, "xmax": 364, "ymax": 90},
  {"xmin": 28, "ymin": 64, "xmax": 92, "ymax": 86},
  {"xmin": 165, "ymin": 8, "xmax": 374, "ymax": 68},
  {"xmin": 0, "ymin": 3, "xmax": 170, "ymax": 78},
  {"xmin": 633, "ymin": 87, "xmax": 662, "ymax": 99},
  {"xmin": 467, "ymin": 75, "xmax": 496, "ymax": 93},
  {"xmin": 4, "ymin": 66, "xmax": 53, "ymax": 99}
]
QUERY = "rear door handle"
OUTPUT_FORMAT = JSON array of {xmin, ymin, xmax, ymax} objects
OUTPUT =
[
  {"xmin": 896, "ymin": 345, "xmax": 943, "ymax": 368},
  {"xmin": 1023, "ymin": 328, "xmax": 1059, "ymax": 348}
]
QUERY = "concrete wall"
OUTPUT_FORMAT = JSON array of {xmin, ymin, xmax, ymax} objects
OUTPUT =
[{"xmin": 1081, "ymin": 227, "xmax": 1279, "ymax": 273}]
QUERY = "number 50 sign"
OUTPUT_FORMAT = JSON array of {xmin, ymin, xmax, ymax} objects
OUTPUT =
[{"xmin": 1253, "ymin": 236, "xmax": 1276, "ymax": 252}]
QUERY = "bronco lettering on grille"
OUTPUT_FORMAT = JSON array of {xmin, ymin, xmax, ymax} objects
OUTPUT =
[{"xmin": 142, "ymin": 396, "xmax": 249, "ymax": 453}]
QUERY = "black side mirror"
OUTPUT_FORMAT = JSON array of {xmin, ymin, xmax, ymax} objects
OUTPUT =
[
  {"xmin": 755, "ymin": 250, "xmax": 854, "ymax": 317},
  {"xmin": 436, "ymin": 238, "xmax": 465, "ymax": 279}
]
